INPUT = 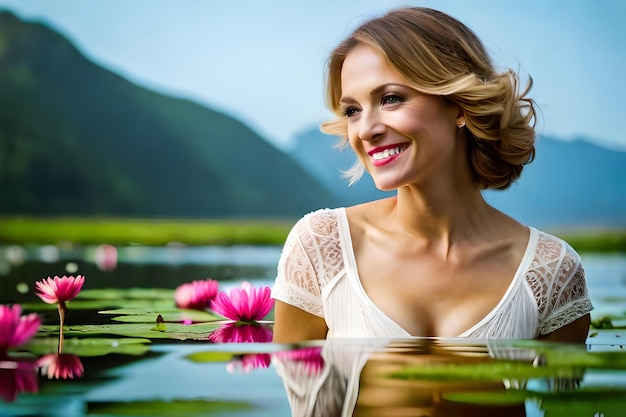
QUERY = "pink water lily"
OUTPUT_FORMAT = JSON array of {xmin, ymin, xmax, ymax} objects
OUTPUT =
[
  {"xmin": 210, "ymin": 281, "xmax": 274, "ymax": 322},
  {"xmin": 175, "ymin": 278, "xmax": 219, "ymax": 310},
  {"xmin": 0, "ymin": 305, "xmax": 41, "ymax": 352},
  {"xmin": 35, "ymin": 275, "xmax": 85, "ymax": 353},
  {"xmin": 208, "ymin": 323, "xmax": 273, "ymax": 344},
  {"xmin": 35, "ymin": 275, "xmax": 85, "ymax": 304},
  {"xmin": 36, "ymin": 353, "xmax": 84, "ymax": 380}
]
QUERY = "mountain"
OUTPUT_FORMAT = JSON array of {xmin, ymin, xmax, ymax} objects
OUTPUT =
[
  {"xmin": 287, "ymin": 127, "xmax": 396, "ymax": 205},
  {"xmin": 289, "ymin": 127, "xmax": 626, "ymax": 229},
  {"xmin": 0, "ymin": 11, "xmax": 338, "ymax": 219}
]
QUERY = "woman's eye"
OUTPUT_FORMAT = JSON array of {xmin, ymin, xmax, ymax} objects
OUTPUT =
[
  {"xmin": 343, "ymin": 107, "xmax": 359, "ymax": 117},
  {"xmin": 382, "ymin": 94, "xmax": 403, "ymax": 105}
]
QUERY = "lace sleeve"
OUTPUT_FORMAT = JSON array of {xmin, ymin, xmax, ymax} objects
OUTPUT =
[
  {"xmin": 537, "ymin": 244, "xmax": 594, "ymax": 335},
  {"xmin": 271, "ymin": 214, "xmax": 324, "ymax": 317}
]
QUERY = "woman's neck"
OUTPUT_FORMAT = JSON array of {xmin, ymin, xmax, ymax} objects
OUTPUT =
[{"xmin": 388, "ymin": 184, "xmax": 503, "ymax": 256}]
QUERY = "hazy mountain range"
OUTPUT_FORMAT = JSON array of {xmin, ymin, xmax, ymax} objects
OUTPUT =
[
  {"xmin": 0, "ymin": 11, "xmax": 337, "ymax": 219},
  {"xmin": 1, "ymin": 11, "xmax": 624, "ymax": 229},
  {"xmin": 289, "ymin": 128, "xmax": 626, "ymax": 229}
]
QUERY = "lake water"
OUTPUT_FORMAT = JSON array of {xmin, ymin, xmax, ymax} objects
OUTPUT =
[{"xmin": 0, "ymin": 244, "xmax": 625, "ymax": 416}]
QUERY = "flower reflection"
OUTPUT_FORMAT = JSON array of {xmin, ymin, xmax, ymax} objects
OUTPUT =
[
  {"xmin": 274, "ymin": 346, "xmax": 325, "ymax": 377},
  {"xmin": 0, "ymin": 304, "xmax": 41, "ymax": 353},
  {"xmin": 208, "ymin": 322, "xmax": 273, "ymax": 374},
  {"xmin": 0, "ymin": 358, "xmax": 38, "ymax": 402},
  {"xmin": 36, "ymin": 353, "xmax": 84, "ymax": 380},
  {"xmin": 226, "ymin": 353, "xmax": 272, "ymax": 374},
  {"xmin": 210, "ymin": 281, "xmax": 274, "ymax": 323},
  {"xmin": 208, "ymin": 322, "xmax": 273, "ymax": 344},
  {"xmin": 175, "ymin": 278, "xmax": 219, "ymax": 310}
]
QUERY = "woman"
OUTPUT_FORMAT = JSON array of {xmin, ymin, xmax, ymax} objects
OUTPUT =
[{"xmin": 271, "ymin": 7, "xmax": 592, "ymax": 343}]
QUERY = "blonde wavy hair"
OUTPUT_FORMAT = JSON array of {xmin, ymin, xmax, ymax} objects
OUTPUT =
[{"xmin": 320, "ymin": 7, "xmax": 536, "ymax": 190}]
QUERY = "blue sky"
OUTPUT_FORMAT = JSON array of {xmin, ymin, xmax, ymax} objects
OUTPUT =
[{"xmin": 1, "ymin": 0, "xmax": 624, "ymax": 151}]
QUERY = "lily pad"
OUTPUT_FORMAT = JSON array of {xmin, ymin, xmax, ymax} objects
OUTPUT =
[
  {"xmin": 25, "ymin": 337, "xmax": 152, "ymax": 356},
  {"xmin": 100, "ymin": 308, "xmax": 221, "ymax": 323},
  {"xmin": 442, "ymin": 389, "xmax": 528, "ymax": 405},
  {"xmin": 443, "ymin": 388, "xmax": 626, "ymax": 415},
  {"xmin": 390, "ymin": 361, "xmax": 582, "ymax": 382},
  {"xmin": 590, "ymin": 316, "xmax": 626, "ymax": 329},
  {"xmin": 86, "ymin": 399, "xmax": 253, "ymax": 416},
  {"xmin": 38, "ymin": 322, "xmax": 223, "ymax": 340},
  {"xmin": 500, "ymin": 340, "xmax": 626, "ymax": 369},
  {"xmin": 77, "ymin": 288, "xmax": 174, "ymax": 300},
  {"xmin": 184, "ymin": 351, "xmax": 237, "ymax": 363},
  {"xmin": 21, "ymin": 298, "xmax": 174, "ymax": 311}
]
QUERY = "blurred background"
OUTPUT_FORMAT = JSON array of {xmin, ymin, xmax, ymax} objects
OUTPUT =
[{"xmin": 0, "ymin": 0, "xmax": 625, "ymax": 297}]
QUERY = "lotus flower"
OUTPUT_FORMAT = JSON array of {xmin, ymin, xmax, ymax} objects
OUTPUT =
[
  {"xmin": 0, "ymin": 305, "xmax": 41, "ymax": 353},
  {"xmin": 35, "ymin": 275, "xmax": 85, "ymax": 353},
  {"xmin": 35, "ymin": 275, "xmax": 84, "ymax": 305},
  {"xmin": 210, "ymin": 281, "xmax": 274, "ymax": 323},
  {"xmin": 208, "ymin": 323, "xmax": 273, "ymax": 344},
  {"xmin": 36, "ymin": 353, "xmax": 84, "ymax": 380},
  {"xmin": 226, "ymin": 354, "xmax": 272, "ymax": 374},
  {"xmin": 0, "ymin": 358, "xmax": 38, "ymax": 402},
  {"xmin": 175, "ymin": 278, "xmax": 219, "ymax": 310}
]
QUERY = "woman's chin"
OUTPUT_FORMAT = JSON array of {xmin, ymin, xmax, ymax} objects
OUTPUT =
[{"xmin": 372, "ymin": 180, "xmax": 399, "ymax": 192}]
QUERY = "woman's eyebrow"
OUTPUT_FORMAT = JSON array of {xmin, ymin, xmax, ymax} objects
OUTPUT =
[{"xmin": 340, "ymin": 83, "xmax": 408, "ymax": 104}]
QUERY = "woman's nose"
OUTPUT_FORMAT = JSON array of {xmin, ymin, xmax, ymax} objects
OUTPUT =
[{"xmin": 357, "ymin": 109, "xmax": 385, "ymax": 142}]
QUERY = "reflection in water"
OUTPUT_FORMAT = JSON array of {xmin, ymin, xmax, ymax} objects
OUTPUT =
[
  {"xmin": 208, "ymin": 322, "xmax": 273, "ymax": 344},
  {"xmin": 273, "ymin": 338, "xmax": 590, "ymax": 417},
  {"xmin": 0, "ymin": 358, "xmax": 38, "ymax": 402},
  {"xmin": 37, "ymin": 353, "xmax": 84, "ymax": 380},
  {"xmin": 208, "ymin": 323, "xmax": 274, "ymax": 374},
  {"xmin": 226, "ymin": 353, "xmax": 273, "ymax": 374}
]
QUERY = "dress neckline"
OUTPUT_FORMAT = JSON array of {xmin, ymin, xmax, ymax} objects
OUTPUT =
[{"xmin": 336, "ymin": 207, "xmax": 537, "ymax": 338}]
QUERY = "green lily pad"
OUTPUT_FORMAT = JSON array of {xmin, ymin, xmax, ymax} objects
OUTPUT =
[
  {"xmin": 86, "ymin": 399, "xmax": 253, "ymax": 416},
  {"xmin": 390, "ymin": 361, "xmax": 582, "ymax": 382},
  {"xmin": 77, "ymin": 288, "xmax": 174, "ymax": 300},
  {"xmin": 443, "ymin": 388, "xmax": 626, "ymax": 415},
  {"xmin": 38, "ymin": 322, "xmax": 223, "ymax": 340},
  {"xmin": 184, "ymin": 351, "xmax": 237, "ymax": 363},
  {"xmin": 499, "ymin": 340, "xmax": 626, "ymax": 369},
  {"xmin": 590, "ymin": 316, "xmax": 626, "ymax": 329},
  {"xmin": 25, "ymin": 337, "xmax": 152, "ymax": 356},
  {"xmin": 101, "ymin": 308, "xmax": 221, "ymax": 323},
  {"xmin": 21, "ymin": 298, "xmax": 175, "ymax": 311},
  {"xmin": 539, "ymin": 389, "xmax": 626, "ymax": 416},
  {"xmin": 442, "ymin": 389, "xmax": 529, "ymax": 405}
]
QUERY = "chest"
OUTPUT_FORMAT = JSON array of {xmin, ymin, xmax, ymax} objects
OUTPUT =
[{"xmin": 351, "ymin": 239, "xmax": 528, "ymax": 337}]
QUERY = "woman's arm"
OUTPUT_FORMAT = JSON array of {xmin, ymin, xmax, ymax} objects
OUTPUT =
[
  {"xmin": 537, "ymin": 313, "xmax": 591, "ymax": 344},
  {"xmin": 272, "ymin": 301, "xmax": 328, "ymax": 344}
]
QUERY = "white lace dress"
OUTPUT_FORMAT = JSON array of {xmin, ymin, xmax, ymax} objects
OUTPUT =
[{"xmin": 271, "ymin": 208, "xmax": 593, "ymax": 339}]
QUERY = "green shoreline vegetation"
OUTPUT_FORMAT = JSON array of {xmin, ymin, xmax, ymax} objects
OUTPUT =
[
  {"xmin": 0, "ymin": 217, "xmax": 296, "ymax": 246},
  {"xmin": 558, "ymin": 231, "xmax": 626, "ymax": 254},
  {"xmin": 0, "ymin": 217, "xmax": 625, "ymax": 252}
]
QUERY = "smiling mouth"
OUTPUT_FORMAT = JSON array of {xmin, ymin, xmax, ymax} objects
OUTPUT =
[{"xmin": 369, "ymin": 145, "xmax": 407, "ymax": 161}]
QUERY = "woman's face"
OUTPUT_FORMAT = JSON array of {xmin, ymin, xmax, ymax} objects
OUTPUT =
[{"xmin": 339, "ymin": 44, "xmax": 461, "ymax": 191}]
